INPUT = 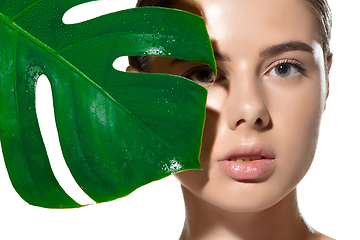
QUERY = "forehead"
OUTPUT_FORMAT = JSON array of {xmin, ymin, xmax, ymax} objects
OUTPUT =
[{"xmin": 172, "ymin": 0, "xmax": 317, "ymax": 59}]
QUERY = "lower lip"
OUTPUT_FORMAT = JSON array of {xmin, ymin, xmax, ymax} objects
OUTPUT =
[{"xmin": 218, "ymin": 159, "xmax": 276, "ymax": 180}]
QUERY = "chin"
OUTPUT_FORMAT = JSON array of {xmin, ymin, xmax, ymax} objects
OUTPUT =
[
  {"xmin": 177, "ymin": 167, "xmax": 300, "ymax": 214},
  {"xmin": 213, "ymin": 186, "xmax": 295, "ymax": 213}
]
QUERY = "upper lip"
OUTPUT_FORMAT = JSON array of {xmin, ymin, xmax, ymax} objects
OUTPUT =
[{"xmin": 218, "ymin": 143, "xmax": 276, "ymax": 162}]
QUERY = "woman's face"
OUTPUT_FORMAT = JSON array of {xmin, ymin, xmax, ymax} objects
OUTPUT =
[{"xmin": 149, "ymin": 0, "xmax": 329, "ymax": 212}]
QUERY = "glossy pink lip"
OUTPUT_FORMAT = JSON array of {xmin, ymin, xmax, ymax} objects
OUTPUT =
[{"xmin": 218, "ymin": 143, "xmax": 277, "ymax": 180}]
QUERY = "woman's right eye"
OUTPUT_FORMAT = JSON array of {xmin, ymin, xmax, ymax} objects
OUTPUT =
[{"xmin": 182, "ymin": 66, "xmax": 216, "ymax": 84}]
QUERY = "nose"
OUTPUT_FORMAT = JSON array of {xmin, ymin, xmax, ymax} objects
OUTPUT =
[{"xmin": 226, "ymin": 72, "xmax": 270, "ymax": 131}]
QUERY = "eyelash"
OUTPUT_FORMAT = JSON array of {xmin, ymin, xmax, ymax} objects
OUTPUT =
[
  {"xmin": 265, "ymin": 59, "xmax": 306, "ymax": 76},
  {"xmin": 182, "ymin": 65, "xmax": 224, "ymax": 85}
]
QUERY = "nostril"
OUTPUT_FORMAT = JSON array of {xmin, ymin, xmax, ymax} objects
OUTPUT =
[
  {"xmin": 236, "ymin": 119, "xmax": 245, "ymax": 126},
  {"xmin": 255, "ymin": 118, "xmax": 263, "ymax": 125}
]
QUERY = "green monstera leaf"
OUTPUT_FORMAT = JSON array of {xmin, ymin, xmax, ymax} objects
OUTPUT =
[{"xmin": 0, "ymin": 0, "xmax": 216, "ymax": 208}]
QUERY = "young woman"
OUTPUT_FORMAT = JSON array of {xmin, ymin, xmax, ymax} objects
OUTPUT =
[{"xmin": 127, "ymin": 0, "xmax": 334, "ymax": 239}]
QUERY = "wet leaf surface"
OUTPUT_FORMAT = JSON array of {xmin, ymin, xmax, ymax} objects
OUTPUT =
[{"xmin": 0, "ymin": 0, "xmax": 215, "ymax": 208}]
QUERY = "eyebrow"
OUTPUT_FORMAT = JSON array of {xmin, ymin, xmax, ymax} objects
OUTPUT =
[
  {"xmin": 214, "ymin": 52, "xmax": 229, "ymax": 61},
  {"xmin": 260, "ymin": 41, "xmax": 313, "ymax": 57}
]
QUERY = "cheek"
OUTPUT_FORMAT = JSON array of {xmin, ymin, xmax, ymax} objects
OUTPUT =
[{"xmin": 270, "ymin": 78, "xmax": 324, "ymax": 185}]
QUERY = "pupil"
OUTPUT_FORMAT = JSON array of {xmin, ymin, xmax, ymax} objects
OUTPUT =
[
  {"xmin": 277, "ymin": 64, "xmax": 289, "ymax": 76},
  {"xmin": 196, "ymin": 69, "xmax": 213, "ymax": 82}
]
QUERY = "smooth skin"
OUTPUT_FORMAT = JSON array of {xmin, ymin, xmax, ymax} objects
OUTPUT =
[{"xmin": 128, "ymin": 0, "xmax": 333, "ymax": 239}]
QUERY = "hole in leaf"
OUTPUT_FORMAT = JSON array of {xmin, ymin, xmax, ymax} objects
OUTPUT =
[
  {"xmin": 113, "ymin": 56, "xmax": 129, "ymax": 72},
  {"xmin": 36, "ymin": 75, "xmax": 96, "ymax": 206},
  {"xmin": 62, "ymin": 0, "xmax": 137, "ymax": 25}
]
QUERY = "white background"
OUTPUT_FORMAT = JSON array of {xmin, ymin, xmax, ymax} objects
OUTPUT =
[{"xmin": 0, "ymin": 0, "xmax": 359, "ymax": 239}]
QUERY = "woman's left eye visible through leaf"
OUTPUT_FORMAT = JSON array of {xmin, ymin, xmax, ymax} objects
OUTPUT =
[{"xmin": 183, "ymin": 66, "xmax": 215, "ymax": 83}]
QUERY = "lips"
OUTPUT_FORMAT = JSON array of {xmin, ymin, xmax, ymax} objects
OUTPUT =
[{"xmin": 218, "ymin": 143, "xmax": 276, "ymax": 180}]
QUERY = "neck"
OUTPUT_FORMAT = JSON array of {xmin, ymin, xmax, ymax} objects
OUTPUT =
[{"xmin": 179, "ymin": 187, "xmax": 314, "ymax": 240}]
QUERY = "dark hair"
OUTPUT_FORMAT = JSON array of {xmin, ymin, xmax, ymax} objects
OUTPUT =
[{"xmin": 129, "ymin": 0, "xmax": 332, "ymax": 74}]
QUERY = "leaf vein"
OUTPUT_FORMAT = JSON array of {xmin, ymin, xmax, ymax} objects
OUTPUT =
[{"xmin": 11, "ymin": 0, "xmax": 43, "ymax": 21}]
